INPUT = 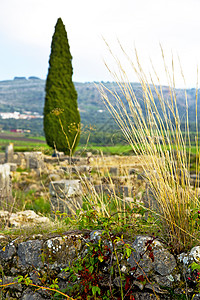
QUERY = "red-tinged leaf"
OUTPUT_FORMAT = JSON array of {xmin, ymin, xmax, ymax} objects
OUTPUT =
[
  {"xmin": 125, "ymin": 276, "xmax": 131, "ymax": 291},
  {"xmin": 147, "ymin": 245, "xmax": 152, "ymax": 251},
  {"xmin": 137, "ymin": 275, "xmax": 145, "ymax": 282},
  {"xmin": 149, "ymin": 252, "xmax": 154, "ymax": 262}
]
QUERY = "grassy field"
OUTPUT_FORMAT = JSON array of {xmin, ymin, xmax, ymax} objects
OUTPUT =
[
  {"xmin": 0, "ymin": 131, "xmax": 199, "ymax": 158},
  {"xmin": 0, "ymin": 131, "xmax": 134, "ymax": 155},
  {"xmin": 0, "ymin": 132, "xmax": 49, "ymax": 152},
  {"xmin": 77, "ymin": 144, "xmax": 133, "ymax": 155}
]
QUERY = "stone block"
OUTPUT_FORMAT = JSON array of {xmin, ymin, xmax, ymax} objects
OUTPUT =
[
  {"xmin": 17, "ymin": 240, "xmax": 43, "ymax": 268},
  {"xmin": 25, "ymin": 152, "xmax": 45, "ymax": 170},
  {"xmin": 0, "ymin": 153, "xmax": 5, "ymax": 164},
  {"xmin": 0, "ymin": 242, "xmax": 16, "ymax": 261},
  {"xmin": 13, "ymin": 152, "xmax": 24, "ymax": 166},
  {"xmin": 128, "ymin": 235, "xmax": 176, "ymax": 277},
  {"xmin": 8, "ymin": 163, "xmax": 17, "ymax": 172},
  {"xmin": 49, "ymin": 179, "xmax": 82, "ymax": 214},
  {"xmin": 50, "ymin": 195, "xmax": 83, "ymax": 214},
  {"xmin": 0, "ymin": 164, "xmax": 12, "ymax": 209},
  {"xmin": 94, "ymin": 184, "xmax": 115, "ymax": 196},
  {"xmin": 49, "ymin": 179, "xmax": 81, "ymax": 198},
  {"xmin": 5, "ymin": 143, "xmax": 14, "ymax": 163},
  {"xmin": 109, "ymin": 167, "xmax": 119, "ymax": 176},
  {"xmin": 49, "ymin": 173, "xmax": 61, "ymax": 182},
  {"xmin": 72, "ymin": 165, "xmax": 91, "ymax": 174},
  {"xmin": 0, "ymin": 210, "xmax": 51, "ymax": 228},
  {"xmin": 190, "ymin": 174, "xmax": 200, "ymax": 187},
  {"xmin": 119, "ymin": 185, "xmax": 132, "ymax": 197}
]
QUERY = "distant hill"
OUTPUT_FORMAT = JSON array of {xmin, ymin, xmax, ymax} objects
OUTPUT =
[
  {"xmin": 0, "ymin": 77, "xmax": 199, "ymax": 131},
  {"xmin": 0, "ymin": 77, "xmax": 45, "ymax": 114}
]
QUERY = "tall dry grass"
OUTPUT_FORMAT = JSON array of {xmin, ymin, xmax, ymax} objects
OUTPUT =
[{"xmin": 99, "ymin": 43, "xmax": 200, "ymax": 252}]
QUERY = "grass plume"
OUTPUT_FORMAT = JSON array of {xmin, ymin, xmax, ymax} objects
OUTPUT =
[{"xmin": 99, "ymin": 43, "xmax": 200, "ymax": 252}]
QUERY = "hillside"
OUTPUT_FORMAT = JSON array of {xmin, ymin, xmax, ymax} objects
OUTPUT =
[
  {"xmin": 0, "ymin": 77, "xmax": 199, "ymax": 137},
  {"xmin": 0, "ymin": 78, "xmax": 109, "ymax": 123}
]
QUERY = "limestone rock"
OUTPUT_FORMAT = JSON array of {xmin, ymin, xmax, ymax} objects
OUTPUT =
[
  {"xmin": 43, "ymin": 233, "xmax": 83, "ymax": 266},
  {"xmin": 0, "ymin": 232, "xmax": 198, "ymax": 299},
  {"xmin": 48, "ymin": 173, "xmax": 61, "ymax": 182},
  {"xmin": 8, "ymin": 162, "xmax": 17, "ymax": 172},
  {"xmin": 0, "ymin": 242, "xmax": 16, "ymax": 261},
  {"xmin": 17, "ymin": 240, "xmax": 43, "ymax": 268},
  {"xmin": 153, "ymin": 274, "xmax": 173, "ymax": 287},
  {"xmin": 0, "ymin": 210, "xmax": 51, "ymax": 228},
  {"xmin": 153, "ymin": 249, "xmax": 177, "ymax": 276},
  {"xmin": 190, "ymin": 246, "xmax": 200, "ymax": 263},
  {"xmin": 0, "ymin": 164, "xmax": 12, "ymax": 210},
  {"xmin": 49, "ymin": 179, "xmax": 81, "ymax": 198},
  {"xmin": 178, "ymin": 246, "xmax": 200, "ymax": 266},
  {"xmin": 128, "ymin": 236, "xmax": 176, "ymax": 276},
  {"xmin": 2, "ymin": 276, "xmax": 22, "ymax": 291},
  {"xmin": 5, "ymin": 143, "xmax": 14, "ymax": 163},
  {"xmin": 24, "ymin": 152, "xmax": 45, "ymax": 170},
  {"xmin": 21, "ymin": 289, "xmax": 47, "ymax": 300}
]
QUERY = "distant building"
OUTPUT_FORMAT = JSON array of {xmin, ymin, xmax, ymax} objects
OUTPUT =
[{"xmin": 0, "ymin": 111, "xmax": 43, "ymax": 120}]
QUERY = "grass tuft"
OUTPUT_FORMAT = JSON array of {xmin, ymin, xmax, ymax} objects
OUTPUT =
[{"xmin": 98, "ymin": 44, "xmax": 200, "ymax": 253}]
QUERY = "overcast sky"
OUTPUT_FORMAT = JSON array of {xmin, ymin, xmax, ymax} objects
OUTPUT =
[{"xmin": 0, "ymin": 0, "xmax": 200, "ymax": 88}]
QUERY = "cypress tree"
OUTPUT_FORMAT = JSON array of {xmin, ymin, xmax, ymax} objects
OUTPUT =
[{"xmin": 43, "ymin": 18, "xmax": 80, "ymax": 155}]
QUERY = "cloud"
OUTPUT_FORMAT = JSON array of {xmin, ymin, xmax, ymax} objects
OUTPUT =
[{"xmin": 0, "ymin": 0, "xmax": 200, "ymax": 86}]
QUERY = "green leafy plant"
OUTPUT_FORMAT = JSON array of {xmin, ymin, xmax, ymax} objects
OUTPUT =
[{"xmin": 0, "ymin": 275, "xmax": 75, "ymax": 299}]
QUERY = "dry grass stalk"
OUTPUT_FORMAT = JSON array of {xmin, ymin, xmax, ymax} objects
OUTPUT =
[{"xmin": 98, "ymin": 43, "xmax": 200, "ymax": 252}]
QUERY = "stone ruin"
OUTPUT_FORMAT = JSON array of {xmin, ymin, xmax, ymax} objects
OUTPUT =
[
  {"xmin": 0, "ymin": 143, "xmax": 147, "ymax": 214},
  {"xmin": 0, "ymin": 143, "xmax": 199, "ymax": 216},
  {"xmin": 49, "ymin": 179, "xmax": 82, "ymax": 213},
  {"xmin": 0, "ymin": 231, "xmax": 200, "ymax": 299},
  {"xmin": 0, "ymin": 146, "xmax": 200, "ymax": 298},
  {"xmin": 0, "ymin": 164, "xmax": 12, "ymax": 210}
]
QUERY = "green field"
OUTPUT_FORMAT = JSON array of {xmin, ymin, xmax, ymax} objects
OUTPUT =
[
  {"xmin": 0, "ymin": 132, "xmax": 134, "ymax": 155},
  {"xmin": 0, "ymin": 132, "xmax": 49, "ymax": 153},
  {"xmin": 77, "ymin": 144, "xmax": 133, "ymax": 155},
  {"xmin": 1, "ymin": 130, "xmax": 200, "ymax": 157}
]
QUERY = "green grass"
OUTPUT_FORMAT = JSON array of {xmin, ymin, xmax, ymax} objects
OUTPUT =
[
  {"xmin": 28, "ymin": 136, "xmax": 46, "ymax": 141},
  {"xmin": 14, "ymin": 144, "xmax": 50, "ymax": 152},
  {"xmin": 0, "ymin": 130, "xmax": 134, "ymax": 155},
  {"xmin": 0, "ymin": 131, "xmax": 199, "ymax": 158},
  {"xmin": 0, "ymin": 136, "xmax": 50, "ymax": 152},
  {"xmin": 0, "ymin": 139, "xmax": 45, "ymax": 146},
  {"xmin": 77, "ymin": 144, "xmax": 133, "ymax": 155}
]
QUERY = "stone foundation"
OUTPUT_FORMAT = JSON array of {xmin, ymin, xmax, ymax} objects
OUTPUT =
[{"xmin": 0, "ymin": 232, "xmax": 200, "ymax": 299}]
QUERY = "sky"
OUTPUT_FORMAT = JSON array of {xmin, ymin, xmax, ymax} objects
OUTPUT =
[{"xmin": 0, "ymin": 0, "xmax": 200, "ymax": 88}]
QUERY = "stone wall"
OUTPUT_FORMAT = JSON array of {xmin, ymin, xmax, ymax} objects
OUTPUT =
[
  {"xmin": 0, "ymin": 164, "xmax": 12, "ymax": 210},
  {"xmin": 0, "ymin": 232, "xmax": 200, "ymax": 299}
]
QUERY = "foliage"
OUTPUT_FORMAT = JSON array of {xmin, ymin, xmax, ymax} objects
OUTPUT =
[
  {"xmin": 54, "ymin": 204, "xmax": 160, "ymax": 300},
  {"xmin": 0, "ymin": 275, "xmax": 74, "ymax": 299},
  {"xmin": 44, "ymin": 18, "xmax": 80, "ymax": 155},
  {"xmin": 12, "ymin": 189, "xmax": 51, "ymax": 215}
]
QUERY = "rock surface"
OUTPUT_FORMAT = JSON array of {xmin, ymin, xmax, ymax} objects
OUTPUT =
[
  {"xmin": 0, "ymin": 232, "xmax": 199, "ymax": 299},
  {"xmin": 0, "ymin": 210, "xmax": 51, "ymax": 228}
]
